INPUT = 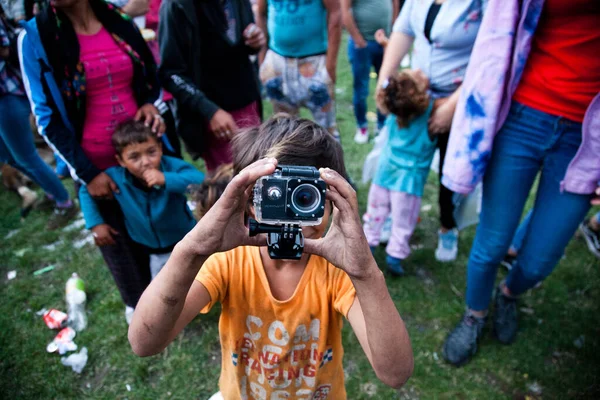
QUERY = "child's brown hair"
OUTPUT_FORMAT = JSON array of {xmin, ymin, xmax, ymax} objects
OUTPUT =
[
  {"xmin": 231, "ymin": 114, "xmax": 347, "ymax": 177},
  {"xmin": 191, "ymin": 163, "xmax": 234, "ymax": 219},
  {"xmin": 112, "ymin": 120, "xmax": 160, "ymax": 155},
  {"xmin": 379, "ymin": 71, "xmax": 430, "ymax": 128}
]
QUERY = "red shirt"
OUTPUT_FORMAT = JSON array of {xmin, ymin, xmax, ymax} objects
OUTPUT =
[{"xmin": 513, "ymin": 0, "xmax": 600, "ymax": 123}]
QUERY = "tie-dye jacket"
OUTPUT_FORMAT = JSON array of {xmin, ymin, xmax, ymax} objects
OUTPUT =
[{"xmin": 442, "ymin": 0, "xmax": 600, "ymax": 195}]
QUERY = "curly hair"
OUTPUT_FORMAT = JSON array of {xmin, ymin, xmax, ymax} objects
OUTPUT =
[
  {"xmin": 380, "ymin": 71, "xmax": 430, "ymax": 128},
  {"xmin": 190, "ymin": 163, "xmax": 234, "ymax": 220}
]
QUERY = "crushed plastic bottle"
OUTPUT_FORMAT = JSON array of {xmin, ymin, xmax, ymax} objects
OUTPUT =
[
  {"xmin": 61, "ymin": 347, "xmax": 88, "ymax": 373},
  {"xmin": 66, "ymin": 273, "xmax": 87, "ymax": 331}
]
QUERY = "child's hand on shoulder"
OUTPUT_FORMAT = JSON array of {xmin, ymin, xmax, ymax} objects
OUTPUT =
[
  {"xmin": 304, "ymin": 169, "xmax": 378, "ymax": 281},
  {"xmin": 92, "ymin": 224, "xmax": 119, "ymax": 247},
  {"xmin": 143, "ymin": 169, "xmax": 165, "ymax": 188}
]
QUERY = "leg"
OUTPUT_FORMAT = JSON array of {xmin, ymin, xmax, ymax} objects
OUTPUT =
[
  {"xmin": 363, "ymin": 184, "xmax": 391, "ymax": 247},
  {"xmin": 506, "ymin": 122, "xmax": 592, "ymax": 296},
  {"xmin": 0, "ymin": 95, "xmax": 70, "ymax": 203},
  {"xmin": 369, "ymin": 40, "xmax": 387, "ymax": 131},
  {"xmin": 95, "ymin": 199, "xmax": 151, "ymax": 308},
  {"xmin": 437, "ymin": 132, "xmax": 457, "ymax": 230},
  {"xmin": 465, "ymin": 103, "xmax": 562, "ymax": 312},
  {"xmin": 509, "ymin": 209, "xmax": 533, "ymax": 255},
  {"xmin": 348, "ymin": 37, "xmax": 371, "ymax": 130},
  {"xmin": 386, "ymin": 191, "xmax": 421, "ymax": 260},
  {"xmin": 260, "ymin": 49, "xmax": 300, "ymax": 116},
  {"xmin": 301, "ymin": 55, "xmax": 338, "ymax": 136},
  {"xmin": 580, "ymin": 210, "xmax": 600, "ymax": 258},
  {"xmin": 443, "ymin": 102, "xmax": 552, "ymax": 366}
]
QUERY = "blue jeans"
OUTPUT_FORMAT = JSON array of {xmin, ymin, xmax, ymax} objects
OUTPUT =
[
  {"xmin": 510, "ymin": 209, "xmax": 532, "ymax": 253},
  {"xmin": 348, "ymin": 38, "xmax": 386, "ymax": 130},
  {"xmin": 466, "ymin": 102, "xmax": 592, "ymax": 311},
  {"xmin": 0, "ymin": 94, "xmax": 69, "ymax": 203}
]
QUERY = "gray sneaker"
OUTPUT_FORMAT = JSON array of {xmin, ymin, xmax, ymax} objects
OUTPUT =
[
  {"xmin": 493, "ymin": 285, "xmax": 518, "ymax": 344},
  {"xmin": 442, "ymin": 312, "xmax": 486, "ymax": 366},
  {"xmin": 47, "ymin": 204, "xmax": 79, "ymax": 231}
]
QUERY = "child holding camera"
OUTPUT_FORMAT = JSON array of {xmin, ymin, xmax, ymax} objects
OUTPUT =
[
  {"xmin": 129, "ymin": 115, "xmax": 413, "ymax": 398},
  {"xmin": 79, "ymin": 120, "xmax": 204, "ymax": 323},
  {"xmin": 364, "ymin": 69, "xmax": 435, "ymax": 275}
]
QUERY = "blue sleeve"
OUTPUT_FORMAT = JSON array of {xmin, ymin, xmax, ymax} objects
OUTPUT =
[
  {"xmin": 78, "ymin": 185, "xmax": 105, "ymax": 229},
  {"xmin": 392, "ymin": 0, "xmax": 415, "ymax": 36},
  {"xmin": 162, "ymin": 157, "xmax": 205, "ymax": 193},
  {"xmin": 18, "ymin": 30, "xmax": 101, "ymax": 184}
]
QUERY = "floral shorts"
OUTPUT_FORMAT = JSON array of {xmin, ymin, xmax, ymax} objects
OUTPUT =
[{"xmin": 260, "ymin": 50, "xmax": 337, "ymax": 131}]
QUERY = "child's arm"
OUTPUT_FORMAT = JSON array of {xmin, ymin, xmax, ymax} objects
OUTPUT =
[
  {"xmin": 79, "ymin": 185, "xmax": 119, "ymax": 246},
  {"xmin": 79, "ymin": 185, "xmax": 105, "ymax": 230},
  {"xmin": 304, "ymin": 169, "xmax": 413, "ymax": 389},
  {"xmin": 162, "ymin": 157, "xmax": 206, "ymax": 193},
  {"xmin": 129, "ymin": 158, "xmax": 277, "ymax": 356}
]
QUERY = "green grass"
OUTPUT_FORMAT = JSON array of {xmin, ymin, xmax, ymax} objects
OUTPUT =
[{"xmin": 1, "ymin": 35, "xmax": 599, "ymax": 399}]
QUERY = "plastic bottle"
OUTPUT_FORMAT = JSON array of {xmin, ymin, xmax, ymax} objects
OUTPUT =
[{"xmin": 66, "ymin": 273, "xmax": 87, "ymax": 331}]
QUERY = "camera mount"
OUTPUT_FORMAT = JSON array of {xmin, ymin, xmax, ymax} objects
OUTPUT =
[{"xmin": 248, "ymin": 219, "xmax": 304, "ymax": 260}]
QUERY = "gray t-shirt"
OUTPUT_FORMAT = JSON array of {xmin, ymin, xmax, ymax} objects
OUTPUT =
[
  {"xmin": 352, "ymin": 0, "xmax": 392, "ymax": 41},
  {"xmin": 393, "ymin": 0, "xmax": 487, "ymax": 97}
]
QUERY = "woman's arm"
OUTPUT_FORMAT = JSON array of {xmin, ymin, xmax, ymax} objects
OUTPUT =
[
  {"xmin": 428, "ymin": 84, "xmax": 462, "ymax": 135},
  {"xmin": 376, "ymin": 31, "xmax": 414, "ymax": 89},
  {"xmin": 158, "ymin": 0, "xmax": 219, "ymax": 120},
  {"xmin": 256, "ymin": 0, "xmax": 268, "ymax": 64},
  {"xmin": 121, "ymin": 0, "xmax": 149, "ymax": 18},
  {"xmin": 340, "ymin": 0, "xmax": 366, "ymax": 48},
  {"xmin": 323, "ymin": 0, "xmax": 342, "ymax": 82}
]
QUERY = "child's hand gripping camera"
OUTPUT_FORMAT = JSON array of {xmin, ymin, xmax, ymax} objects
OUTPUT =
[{"xmin": 249, "ymin": 166, "xmax": 327, "ymax": 260}]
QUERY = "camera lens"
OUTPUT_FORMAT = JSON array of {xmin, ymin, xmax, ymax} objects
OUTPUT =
[{"xmin": 291, "ymin": 184, "xmax": 321, "ymax": 214}]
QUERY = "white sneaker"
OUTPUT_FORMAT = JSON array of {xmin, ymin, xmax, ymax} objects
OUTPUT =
[
  {"xmin": 125, "ymin": 306, "xmax": 135, "ymax": 325},
  {"xmin": 354, "ymin": 128, "xmax": 369, "ymax": 144},
  {"xmin": 435, "ymin": 229, "xmax": 458, "ymax": 262}
]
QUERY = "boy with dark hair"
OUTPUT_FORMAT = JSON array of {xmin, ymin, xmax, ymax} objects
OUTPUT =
[
  {"xmin": 79, "ymin": 120, "xmax": 204, "ymax": 323},
  {"xmin": 129, "ymin": 115, "xmax": 414, "ymax": 398}
]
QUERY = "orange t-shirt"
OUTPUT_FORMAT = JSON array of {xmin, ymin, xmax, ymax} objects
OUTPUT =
[{"xmin": 196, "ymin": 246, "xmax": 357, "ymax": 399}]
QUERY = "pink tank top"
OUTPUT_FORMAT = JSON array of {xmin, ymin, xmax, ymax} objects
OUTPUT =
[{"xmin": 78, "ymin": 27, "xmax": 139, "ymax": 170}]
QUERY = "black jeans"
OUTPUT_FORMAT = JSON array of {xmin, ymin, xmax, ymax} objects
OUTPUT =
[
  {"xmin": 437, "ymin": 133, "xmax": 457, "ymax": 230},
  {"xmin": 95, "ymin": 199, "xmax": 151, "ymax": 307}
]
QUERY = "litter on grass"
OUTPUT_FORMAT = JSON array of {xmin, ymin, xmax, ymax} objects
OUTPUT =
[
  {"xmin": 421, "ymin": 204, "xmax": 433, "ymax": 212},
  {"xmin": 5, "ymin": 229, "xmax": 20, "ymax": 239},
  {"xmin": 42, "ymin": 309, "xmax": 68, "ymax": 329},
  {"xmin": 43, "ymin": 240, "xmax": 63, "ymax": 252},
  {"xmin": 7, "ymin": 270, "xmax": 16, "ymax": 280},
  {"xmin": 14, "ymin": 248, "xmax": 30, "ymax": 257},
  {"xmin": 63, "ymin": 218, "xmax": 86, "ymax": 232},
  {"xmin": 73, "ymin": 235, "xmax": 95, "ymax": 249},
  {"xmin": 61, "ymin": 347, "xmax": 88, "ymax": 373},
  {"xmin": 47, "ymin": 327, "xmax": 77, "ymax": 355},
  {"xmin": 33, "ymin": 265, "xmax": 56, "ymax": 276}
]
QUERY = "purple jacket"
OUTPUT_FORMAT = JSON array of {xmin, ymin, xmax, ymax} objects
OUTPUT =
[{"xmin": 442, "ymin": 0, "xmax": 600, "ymax": 195}]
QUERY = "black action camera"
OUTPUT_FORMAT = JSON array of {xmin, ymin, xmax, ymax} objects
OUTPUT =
[{"xmin": 249, "ymin": 166, "xmax": 327, "ymax": 260}]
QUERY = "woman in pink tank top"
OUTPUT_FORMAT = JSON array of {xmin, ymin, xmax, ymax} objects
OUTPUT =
[{"xmin": 24, "ymin": 0, "xmax": 168, "ymax": 319}]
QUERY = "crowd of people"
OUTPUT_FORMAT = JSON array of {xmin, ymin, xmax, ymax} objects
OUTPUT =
[{"xmin": 1, "ymin": 0, "xmax": 599, "ymax": 397}]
